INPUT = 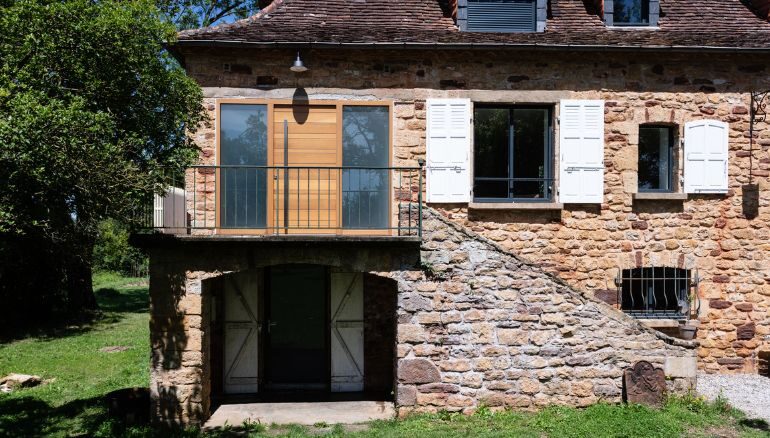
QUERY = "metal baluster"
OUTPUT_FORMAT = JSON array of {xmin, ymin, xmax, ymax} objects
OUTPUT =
[
  {"xmin": 317, "ymin": 167, "xmax": 320, "ymax": 230},
  {"xmin": 305, "ymin": 167, "xmax": 311, "ymax": 228},
  {"xmin": 283, "ymin": 120, "xmax": 289, "ymax": 233},
  {"xmin": 418, "ymin": 167, "xmax": 423, "ymax": 239}
]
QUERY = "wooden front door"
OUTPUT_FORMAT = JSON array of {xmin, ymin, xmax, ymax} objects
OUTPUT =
[{"xmin": 272, "ymin": 104, "xmax": 340, "ymax": 233}]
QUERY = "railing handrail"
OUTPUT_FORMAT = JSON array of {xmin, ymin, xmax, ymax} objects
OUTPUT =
[
  {"xmin": 143, "ymin": 165, "xmax": 424, "ymax": 237},
  {"xmin": 190, "ymin": 165, "xmax": 422, "ymax": 171},
  {"xmin": 474, "ymin": 177, "xmax": 555, "ymax": 181}
]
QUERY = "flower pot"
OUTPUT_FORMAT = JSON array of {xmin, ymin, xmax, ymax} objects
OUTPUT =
[{"xmin": 679, "ymin": 325, "xmax": 697, "ymax": 340}]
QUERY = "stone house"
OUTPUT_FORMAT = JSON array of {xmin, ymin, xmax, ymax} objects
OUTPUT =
[{"xmin": 138, "ymin": 0, "xmax": 770, "ymax": 425}]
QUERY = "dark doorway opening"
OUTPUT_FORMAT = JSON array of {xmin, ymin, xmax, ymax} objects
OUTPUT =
[
  {"xmin": 209, "ymin": 266, "xmax": 397, "ymax": 408},
  {"xmin": 265, "ymin": 264, "xmax": 329, "ymax": 391}
]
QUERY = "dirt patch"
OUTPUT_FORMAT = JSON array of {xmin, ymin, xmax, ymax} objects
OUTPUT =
[{"xmin": 0, "ymin": 373, "xmax": 45, "ymax": 393}]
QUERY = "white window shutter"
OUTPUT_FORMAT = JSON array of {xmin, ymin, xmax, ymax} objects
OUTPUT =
[
  {"xmin": 426, "ymin": 98, "xmax": 471, "ymax": 203},
  {"xmin": 684, "ymin": 120, "xmax": 729, "ymax": 194},
  {"xmin": 558, "ymin": 100, "xmax": 605, "ymax": 203}
]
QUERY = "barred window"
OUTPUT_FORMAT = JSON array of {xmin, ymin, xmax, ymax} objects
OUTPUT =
[{"xmin": 617, "ymin": 267, "xmax": 691, "ymax": 319}]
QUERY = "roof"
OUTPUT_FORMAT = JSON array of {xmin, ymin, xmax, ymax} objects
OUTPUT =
[{"xmin": 175, "ymin": 0, "xmax": 770, "ymax": 51}]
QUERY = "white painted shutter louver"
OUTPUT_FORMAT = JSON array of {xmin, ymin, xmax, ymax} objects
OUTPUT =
[
  {"xmin": 558, "ymin": 100, "xmax": 605, "ymax": 204},
  {"xmin": 426, "ymin": 99, "xmax": 471, "ymax": 203},
  {"xmin": 684, "ymin": 120, "xmax": 729, "ymax": 194}
]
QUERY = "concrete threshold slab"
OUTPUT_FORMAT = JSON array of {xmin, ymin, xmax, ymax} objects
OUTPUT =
[{"xmin": 203, "ymin": 401, "xmax": 395, "ymax": 429}]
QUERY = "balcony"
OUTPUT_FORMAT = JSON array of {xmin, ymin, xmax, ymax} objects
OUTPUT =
[{"xmin": 137, "ymin": 165, "xmax": 422, "ymax": 240}]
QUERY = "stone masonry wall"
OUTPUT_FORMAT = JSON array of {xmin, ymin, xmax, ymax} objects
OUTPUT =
[
  {"xmin": 146, "ymin": 207, "xmax": 697, "ymax": 423},
  {"xmin": 179, "ymin": 47, "xmax": 770, "ymax": 373},
  {"xmin": 392, "ymin": 209, "xmax": 697, "ymax": 414}
]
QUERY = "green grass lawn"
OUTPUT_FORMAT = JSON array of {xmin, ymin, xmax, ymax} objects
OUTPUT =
[
  {"xmin": 0, "ymin": 273, "xmax": 768, "ymax": 437},
  {"xmin": 0, "ymin": 272, "xmax": 150, "ymax": 437}
]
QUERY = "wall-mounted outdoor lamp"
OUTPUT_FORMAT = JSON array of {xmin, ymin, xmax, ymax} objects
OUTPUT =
[{"xmin": 290, "ymin": 52, "xmax": 308, "ymax": 73}]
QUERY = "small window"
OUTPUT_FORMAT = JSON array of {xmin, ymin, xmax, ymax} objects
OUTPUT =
[
  {"xmin": 473, "ymin": 106, "xmax": 553, "ymax": 201},
  {"xmin": 612, "ymin": 0, "xmax": 650, "ymax": 26},
  {"xmin": 466, "ymin": 0, "xmax": 537, "ymax": 33},
  {"xmin": 618, "ymin": 267, "xmax": 691, "ymax": 319},
  {"xmin": 638, "ymin": 125, "xmax": 674, "ymax": 192}
]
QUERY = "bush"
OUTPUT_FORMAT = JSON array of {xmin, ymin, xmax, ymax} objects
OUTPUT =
[{"xmin": 93, "ymin": 219, "xmax": 147, "ymax": 276}]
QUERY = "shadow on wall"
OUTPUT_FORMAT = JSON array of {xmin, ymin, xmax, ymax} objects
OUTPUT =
[
  {"xmin": 150, "ymin": 269, "xmax": 190, "ymax": 424},
  {"xmin": 467, "ymin": 209, "xmax": 561, "ymax": 225},
  {"xmin": 632, "ymin": 200, "xmax": 685, "ymax": 214}
]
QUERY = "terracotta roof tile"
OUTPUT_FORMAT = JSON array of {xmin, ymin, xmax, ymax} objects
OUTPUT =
[{"xmin": 177, "ymin": 0, "xmax": 770, "ymax": 50}]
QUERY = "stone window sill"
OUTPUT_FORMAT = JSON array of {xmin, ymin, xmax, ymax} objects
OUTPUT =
[
  {"xmin": 606, "ymin": 26, "xmax": 660, "ymax": 31},
  {"xmin": 636, "ymin": 319, "xmax": 683, "ymax": 329},
  {"xmin": 469, "ymin": 202, "xmax": 564, "ymax": 211},
  {"xmin": 633, "ymin": 192, "xmax": 688, "ymax": 201}
]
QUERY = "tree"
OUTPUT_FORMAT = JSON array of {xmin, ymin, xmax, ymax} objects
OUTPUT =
[
  {"xmin": 157, "ymin": 0, "xmax": 271, "ymax": 30},
  {"xmin": 0, "ymin": 0, "xmax": 206, "ymax": 329}
]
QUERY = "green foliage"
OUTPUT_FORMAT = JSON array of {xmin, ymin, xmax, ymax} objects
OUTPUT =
[
  {"xmin": 0, "ymin": 0, "xmax": 206, "ymax": 325},
  {"xmin": 93, "ymin": 219, "xmax": 148, "ymax": 276},
  {"xmin": 0, "ymin": 0, "xmax": 206, "ymax": 238},
  {"xmin": 157, "ymin": 0, "xmax": 266, "ymax": 30}
]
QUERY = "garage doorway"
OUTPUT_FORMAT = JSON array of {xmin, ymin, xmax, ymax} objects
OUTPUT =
[{"xmin": 214, "ymin": 266, "xmax": 396, "ymax": 402}]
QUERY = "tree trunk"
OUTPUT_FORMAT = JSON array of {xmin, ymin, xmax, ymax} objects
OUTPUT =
[{"xmin": 64, "ymin": 237, "xmax": 97, "ymax": 314}]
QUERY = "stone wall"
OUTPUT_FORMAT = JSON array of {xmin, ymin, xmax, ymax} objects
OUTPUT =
[
  {"xmin": 392, "ymin": 209, "xmax": 697, "ymax": 414},
  {"xmin": 144, "ymin": 208, "xmax": 697, "ymax": 423},
  {"xmin": 146, "ymin": 240, "xmax": 419, "ymax": 424},
  {"xmin": 178, "ymin": 46, "xmax": 770, "ymax": 373}
]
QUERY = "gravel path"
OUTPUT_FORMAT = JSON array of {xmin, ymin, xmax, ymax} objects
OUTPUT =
[{"xmin": 697, "ymin": 373, "xmax": 770, "ymax": 422}]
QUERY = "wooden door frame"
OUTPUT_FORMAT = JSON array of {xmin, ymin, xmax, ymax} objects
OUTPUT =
[{"xmin": 214, "ymin": 99, "xmax": 394, "ymax": 236}]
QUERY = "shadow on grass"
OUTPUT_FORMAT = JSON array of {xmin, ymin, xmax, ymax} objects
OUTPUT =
[
  {"xmin": 0, "ymin": 391, "xmax": 242, "ymax": 438},
  {"xmin": 0, "ymin": 395, "xmax": 106, "ymax": 437},
  {"xmin": 96, "ymin": 286, "xmax": 150, "ymax": 318},
  {"xmin": 740, "ymin": 418, "xmax": 770, "ymax": 431},
  {"xmin": 0, "ymin": 284, "xmax": 148, "ymax": 344}
]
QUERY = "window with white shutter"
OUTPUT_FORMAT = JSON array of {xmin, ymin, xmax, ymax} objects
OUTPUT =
[
  {"xmin": 426, "ymin": 99, "xmax": 471, "ymax": 203},
  {"xmin": 684, "ymin": 120, "xmax": 729, "ymax": 194},
  {"xmin": 558, "ymin": 100, "xmax": 605, "ymax": 203}
]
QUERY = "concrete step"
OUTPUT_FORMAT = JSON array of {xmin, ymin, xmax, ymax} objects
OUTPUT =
[{"xmin": 203, "ymin": 400, "xmax": 395, "ymax": 429}]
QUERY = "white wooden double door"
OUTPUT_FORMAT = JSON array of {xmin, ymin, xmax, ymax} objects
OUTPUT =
[{"xmin": 223, "ymin": 270, "xmax": 365, "ymax": 394}]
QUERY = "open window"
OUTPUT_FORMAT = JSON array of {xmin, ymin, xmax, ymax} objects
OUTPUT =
[
  {"xmin": 638, "ymin": 125, "xmax": 676, "ymax": 192},
  {"xmin": 604, "ymin": 0, "xmax": 659, "ymax": 27},
  {"xmin": 473, "ymin": 106, "xmax": 553, "ymax": 202},
  {"xmin": 617, "ymin": 267, "xmax": 692, "ymax": 319}
]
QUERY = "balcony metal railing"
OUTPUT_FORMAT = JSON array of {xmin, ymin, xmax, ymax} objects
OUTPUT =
[
  {"xmin": 140, "ymin": 165, "xmax": 422, "ymax": 237},
  {"xmin": 473, "ymin": 177, "xmax": 555, "ymax": 201}
]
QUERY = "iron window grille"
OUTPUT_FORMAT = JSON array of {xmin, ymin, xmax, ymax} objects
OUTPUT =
[{"xmin": 616, "ymin": 267, "xmax": 699, "ymax": 320}]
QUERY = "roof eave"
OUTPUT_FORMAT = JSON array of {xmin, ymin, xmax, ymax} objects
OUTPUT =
[{"xmin": 171, "ymin": 39, "xmax": 770, "ymax": 54}]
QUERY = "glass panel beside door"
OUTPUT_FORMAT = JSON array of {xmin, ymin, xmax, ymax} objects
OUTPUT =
[
  {"xmin": 220, "ymin": 104, "xmax": 268, "ymax": 228},
  {"xmin": 342, "ymin": 106, "xmax": 390, "ymax": 229}
]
